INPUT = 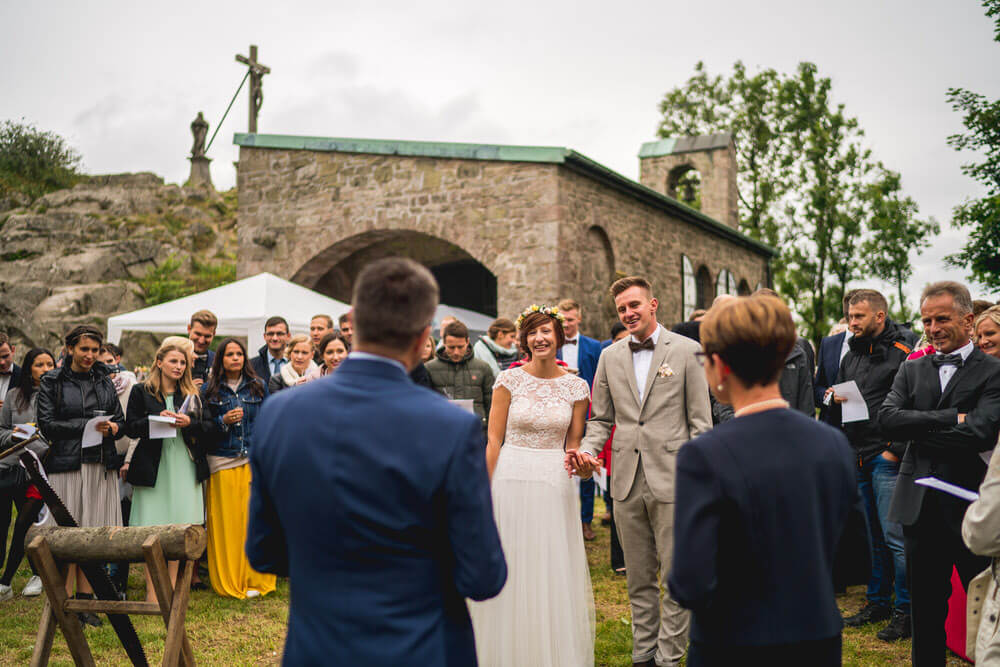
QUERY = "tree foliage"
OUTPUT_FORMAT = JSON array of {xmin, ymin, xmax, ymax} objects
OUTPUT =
[
  {"xmin": 0, "ymin": 119, "xmax": 82, "ymax": 200},
  {"xmin": 658, "ymin": 61, "xmax": 933, "ymax": 346},
  {"xmin": 944, "ymin": 0, "xmax": 1000, "ymax": 290}
]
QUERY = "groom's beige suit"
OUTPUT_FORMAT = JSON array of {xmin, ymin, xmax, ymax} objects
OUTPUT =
[{"xmin": 582, "ymin": 324, "xmax": 712, "ymax": 666}]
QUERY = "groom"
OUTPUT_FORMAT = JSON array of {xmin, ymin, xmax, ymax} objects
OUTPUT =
[
  {"xmin": 247, "ymin": 257, "xmax": 507, "ymax": 666},
  {"xmin": 572, "ymin": 275, "xmax": 712, "ymax": 667}
]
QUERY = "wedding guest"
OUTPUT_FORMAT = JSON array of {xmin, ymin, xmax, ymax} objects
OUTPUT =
[
  {"xmin": 309, "ymin": 315, "xmax": 334, "ymax": 363},
  {"xmin": 0, "ymin": 348, "xmax": 55, "ymax": 601},
  {"xmin": 337, "ymin": 311, "xmax": 353, "ymax": 346},
  {"xmin": 973, "ymin": 299, "xmax": 995, "ymax": 318},
  {"xmin": 830, "ymin": 289, "xmax": 913, "ymax": 641},
  {"xmin": 37, "ymin": 325, "xmax": 125, "ymax": 626},
  {"xmin": 426, "ymin": 320, "xmax": 494, "ymax": 429},
  {"xmin": 98, "ymin": 343, "xmax": 137, "ymax": 595},
  {"xmin": 880, "ymin": 281, "xmax": 1000, "ymax": 666},
  {"xmin": 436, "ymin": 315, "xmax": 458, "ymax": 350},
  {"xmin": 669, "ymin": 295, "xmax": 856, "ymax": 666},
  {"xmin": 556, "ymin": 299, "xmax": 602, "ymax": 541},
  {"xmin": 473, "ymin": 318, "xmax": 520, "ymax": 375},
  {"xmin": 975, "ymin": 305, "xmax": 1000, "ymax": 356},
  {"xmin": 573, "ymin": 276, "xmax": 712, "ymax": 667},
  {"xmin": 598, "ymin": 323, "xmax": 631, "ymax": 575},
  {"xmin": 306, "ymin": 331, "xmax": 349, "ymax": 380},
  {"xmin": 187, "ymin": 310, "xmax": 218, "ymax": 388},
  {"xmin": 123, "ymin": 340, "xmax": 208, "ymax": 604},
  {"xmin": 268, "ymin": 334, "xmax": 317, "ymax": 393},
  {"xmin": 962, "ymin": 305, "xmax": 1000, "ymax": 663},
  {"xmin": 0, "ymin": 333, "xmax": 20, "ymax": 407},
  {"xmin": 815, "ymin": 290, "xmax": 861, "ymax": 425},
  {"xmin": 250, "ymin": 316, "xmax": 290, "ymax": 385},
  {"xmin": 247, "ymin": 257, "xmax": 505, "ymax": 665},
  {"xmin": 421, "ymin": 335, "xmax": 436, "ymax": 363},
  {"xmin": 752, "ymin": 288, "xmax": 815, "ymax": 415},
  {"xmin": 200, "ymin": 338, "xmax": 274, "ymax": 599}
]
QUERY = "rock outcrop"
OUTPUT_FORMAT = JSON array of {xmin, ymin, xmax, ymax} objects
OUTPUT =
[{"xmin": 0, "ymin": 173, "xmax": 237, "ymax": 361}]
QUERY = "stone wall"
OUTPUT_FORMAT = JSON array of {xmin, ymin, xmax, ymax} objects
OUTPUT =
[
  {"xmin": 639, "ymin": 143, "xmax": 740, "ymax": 230},
  {"xmin": 237, "ymin": 147, "xmax": 565, "ymax": 321},
  {"xmin": 557, "ymin": 168, "xmax": 769, "ymax": 337}
]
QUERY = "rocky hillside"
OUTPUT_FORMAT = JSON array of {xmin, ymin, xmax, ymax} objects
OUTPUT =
[{"xmin": 0, "ymin": 173, "xmax": 237, "ymax": 360}]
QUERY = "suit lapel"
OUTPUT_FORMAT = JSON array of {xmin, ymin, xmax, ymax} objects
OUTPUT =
[
  {"xmin": 937, "ymin": 348, "xmax": 982, "ymax": 407},
  {"xmin": 639, "ymin": 330, "xmax": 670, "ymax": 414},
  {"xmin": 621, "ymin": 342, "xmax": 642, "ymax": 406}
]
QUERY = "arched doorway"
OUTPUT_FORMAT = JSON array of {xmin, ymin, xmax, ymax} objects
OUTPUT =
[
  {"xmin": 695, "ymin": 265, "xmax": 713, "ymax": 309},
  {"xmin": 293, "ymin": 230, "xmax": 498, "ymax": 316}
]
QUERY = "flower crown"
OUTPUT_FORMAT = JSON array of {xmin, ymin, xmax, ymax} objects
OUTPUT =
[{"xmin": 516, "ymin": 304, "xmax": 565, "ymax": 330}]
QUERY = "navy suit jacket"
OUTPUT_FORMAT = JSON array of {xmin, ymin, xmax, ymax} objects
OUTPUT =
[
  {"xmin": 814, "ymin": 331, "xmax": 846, "ymax": 419},
  {"xmin": 3, "ymin": 364, "xmax": 21, "ymax": 397},
  {"xmin": 669, "ymin": 409, "xmax": 856, "ymax": 646},
  {"xmin": 247, "ymin": 357, "xmax": 507, "ymax": 666},
  {"xmin": 558, "ymin": 334, "xmax": 601, "ymax": 389}
]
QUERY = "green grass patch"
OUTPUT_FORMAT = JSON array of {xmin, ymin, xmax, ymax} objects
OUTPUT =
[
  {"xmin": 136, "ymin": 255, "xmax": 236, "ymax": 306},
  {"xmin": 1, "ymin": 250, "xmax": 40, "ymax": 262}
]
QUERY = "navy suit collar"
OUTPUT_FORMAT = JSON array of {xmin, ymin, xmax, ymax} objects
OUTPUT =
[{"xmin": 336, "ymin": 357, "xmax": 411, "ymax": 383}]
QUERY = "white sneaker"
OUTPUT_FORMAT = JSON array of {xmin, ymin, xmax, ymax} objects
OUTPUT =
[
  {"xmin": 0, "ymin": 584, "xmax": 12, "ymax": 602},
  {"xmin": 245, "ymin": 589, "xmax": 260, "ymax": 599},
  {"xmin": 21, "ymin": 576, "xmax": 42, "ymax": 597}
]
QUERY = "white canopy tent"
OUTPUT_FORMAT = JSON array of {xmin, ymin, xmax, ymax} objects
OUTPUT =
[
  {"xmin": 106, "ymin": 272, "xmax": 352, "ymax": 354},
  {"xmin": 432, "ymin": 304, "xmax": 496, "ymax": 340}
]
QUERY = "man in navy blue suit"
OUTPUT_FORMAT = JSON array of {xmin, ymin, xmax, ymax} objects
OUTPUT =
[
  {"xmin": 247, "ymin": 258, "xmax": 507, "ymax": 666},
  {"xmin": 815, "ymin": 290, "xmax": 860, "ymax": 424},
  {"xmin": 556, "ymin": 298, "xmax": 602, "ymax": 540}
]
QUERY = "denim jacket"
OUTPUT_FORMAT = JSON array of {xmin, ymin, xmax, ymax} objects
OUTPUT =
[{"xmin": 201, "ymin": 375, "xmax": 268, "ymax": 458}]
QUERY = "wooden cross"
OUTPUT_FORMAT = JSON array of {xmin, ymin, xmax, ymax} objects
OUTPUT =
[{"xmin": 235, "ymin": 45, "xmax": 270, "ymax": 134}]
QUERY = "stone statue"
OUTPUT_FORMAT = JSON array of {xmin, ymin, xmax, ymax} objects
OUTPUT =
[{"xmin": 190, "ymin": 112, "xmax": 209, "ymax": 158}]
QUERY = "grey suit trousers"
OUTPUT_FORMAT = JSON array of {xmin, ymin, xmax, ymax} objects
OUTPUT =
[{"xmin": 615, "ymin": 460, "xmax": 689, "ymax": 666}]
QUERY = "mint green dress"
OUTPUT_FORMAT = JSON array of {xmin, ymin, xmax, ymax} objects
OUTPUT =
[{"xmin": 130, "ymin": 396, "xmax": 205, "ymax": 526}]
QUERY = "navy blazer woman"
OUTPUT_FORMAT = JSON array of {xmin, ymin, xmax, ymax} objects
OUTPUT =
[{"xmin": 669, "ymin": 408, "xmax": 856, "ymax": 663}]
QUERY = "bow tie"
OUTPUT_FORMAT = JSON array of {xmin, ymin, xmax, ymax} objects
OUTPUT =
[
  {"xmin": 564, "ymin": 339, "xmax": 578, "ymax": 346},
  {"xmin": 931, "ymin": 353, "xmax": 964, "ymax": 369},
  {"xmin": 629, "ymin": 338, "xmax": 655, "ymax": 353}
]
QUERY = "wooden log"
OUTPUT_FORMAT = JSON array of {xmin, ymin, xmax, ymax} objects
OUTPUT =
[
  {"xmin": 26, "ymin": 525, "xmax": 206, "ymax": 563},
  {"xmin": 63, "ymin": 599, "xmax": 162, "ymax": 615}
]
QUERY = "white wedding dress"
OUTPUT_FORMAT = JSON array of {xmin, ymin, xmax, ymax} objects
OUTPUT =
[{"xmin": 469, "ymin": 366, "xmax": 596, "ymax": 666}]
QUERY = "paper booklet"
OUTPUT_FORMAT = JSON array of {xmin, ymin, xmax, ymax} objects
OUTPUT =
[
  {"xmin": 830, "ymin": 380, "xmax": 869, "ymax": 423},
  {"xmin": 148, "ymin": 415, "xmax": 178, "ymax": 440},
  {"xmin": 915, "ymin": 476, "xmax": 979, "ymax": 502},
  {"xmin": 81, "ymin": 416, "xmax": 107, "ymax": 449}
]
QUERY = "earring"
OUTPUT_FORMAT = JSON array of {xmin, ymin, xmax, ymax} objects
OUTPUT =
[{"xmin": 716, "ymin": 384, "xmax": 724, "ymax": 392}]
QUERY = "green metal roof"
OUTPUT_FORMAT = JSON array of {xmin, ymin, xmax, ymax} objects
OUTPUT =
[{"xmin": 233, "ymin": 133, "xmax": 775, "ymax": 257}]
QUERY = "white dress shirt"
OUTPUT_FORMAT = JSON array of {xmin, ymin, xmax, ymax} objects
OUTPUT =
[
  {"xmin": 560, "ymin": 336, "xmax": 580, "ymax": 371},
  {"xmin": 631, "ymin": 325, "xmax": 662, "ymax": 402},
  {"xmin": 840, "ymin": 330, "xmax": 854, "ymax": 363},
  {"xmin": 937, "ymin": 339, "xmax": 975, "ymax": 393}
]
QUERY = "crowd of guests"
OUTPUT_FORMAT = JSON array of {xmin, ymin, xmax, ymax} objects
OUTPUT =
[{"xmin": 1, "ymin": 275, "xmax": 999, "ymax": 666}]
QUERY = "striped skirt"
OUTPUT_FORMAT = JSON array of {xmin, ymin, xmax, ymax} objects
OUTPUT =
[{"xmin": 42, "ymin": 463, "xmax": 123, "ymax": 527}]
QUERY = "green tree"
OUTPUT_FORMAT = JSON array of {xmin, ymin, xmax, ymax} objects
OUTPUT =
[
  {"xmin": 0, "ymin": 119, "xmax": 82, "ymax": 200},
  {"xmin": 944, "ymin": 1, "xmax": 1000, "ymax": 289},
  {"xmin": 658, "ymin": 62, "xmax": 931, "ymax": 346}
]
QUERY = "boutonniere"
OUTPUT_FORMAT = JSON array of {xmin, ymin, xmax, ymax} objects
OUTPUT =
[{"xmin": 656, "ymin": 363, "xmax": 674, "ymax": 378}]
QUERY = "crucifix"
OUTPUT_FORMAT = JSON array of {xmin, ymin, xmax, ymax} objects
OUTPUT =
[{"xmin": 235, "ymin": 44, "xmax": 270, "ymax": 133}]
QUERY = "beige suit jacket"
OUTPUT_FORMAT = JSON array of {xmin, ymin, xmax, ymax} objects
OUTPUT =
[{"xmin": 581, "ymin": 325, "xmax": 712, "ymax": 503}]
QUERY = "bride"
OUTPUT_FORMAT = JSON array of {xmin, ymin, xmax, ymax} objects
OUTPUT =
[{"xmin": 469, "ymin": 304, "xmax": 595, "ymax": 666}]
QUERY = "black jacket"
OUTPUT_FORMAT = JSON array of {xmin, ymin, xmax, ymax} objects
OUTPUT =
[
  {"xmin": 37, "ymin": 362, "xmax": 125, "ymax": 474},
  {"xmin": 835, "ymin": 319, "xmax": 912, "ymax": 462},
  {"xmin": 881, "ymin": 346, "xmax": 1000, "ymax": 527},
  {"xmin": 251, "ymin": 345, "xmax": 281, "ymax": 385},
  {"xmin": 409, "ymin": 362, "xmax": 434, "ymax": 389},
  {"xmin": 778, "ymin": 340, "xmax": 815, "ymax": 417},
  {"xmin": 124, "ymin": 384, "xmax": 210, "ymax": 486},
  {"xmin": 2, "ymin": 364, "xmax": 21, "ymax": 398}
]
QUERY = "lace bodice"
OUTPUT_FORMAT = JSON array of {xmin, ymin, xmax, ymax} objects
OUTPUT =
[{"xmin": 496, "ymin": 367, "xmax": 591, "ymax": 450}]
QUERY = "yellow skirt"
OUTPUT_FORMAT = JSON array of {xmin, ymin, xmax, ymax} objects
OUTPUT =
[{"xmin": 206, "ymin": 463, "xmax": 276, "ymax": 599}]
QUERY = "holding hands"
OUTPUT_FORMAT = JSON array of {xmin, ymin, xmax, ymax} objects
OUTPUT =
[{"xmin": 563, "ymin": 449, "xmax": 600, "ymax": 479}]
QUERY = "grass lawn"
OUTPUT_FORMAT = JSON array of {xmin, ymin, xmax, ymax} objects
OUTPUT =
[{"xmin": 0, "ymin": 498, "xmax": 967, "ymax": 665}]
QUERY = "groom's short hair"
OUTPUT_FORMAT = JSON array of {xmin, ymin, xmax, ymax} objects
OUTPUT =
[
  {"xmin": 610, "ymin": 276, "xmax": 652, "ymax": 299},
  {"xmin": 353, "ymin": 257, "xmax": 439, "ymax": 350}
]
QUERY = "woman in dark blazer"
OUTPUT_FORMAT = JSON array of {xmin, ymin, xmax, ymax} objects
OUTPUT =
[
  {"xmin": 668, "ymin": 295, "xmax": 857, "ymax": 666},
  {"xmin": 123, "ymin": 339, "xmax": 209, "ymax": 603}
]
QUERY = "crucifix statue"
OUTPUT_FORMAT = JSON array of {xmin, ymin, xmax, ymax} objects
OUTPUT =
[{"xmin": 236, "ymin": 44, "xmax": 270, "ymax": 133}]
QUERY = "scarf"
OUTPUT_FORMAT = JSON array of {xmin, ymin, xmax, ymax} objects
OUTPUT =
[{"xmin": 280, "ymin": 359, "xmax": 318, "ymax": 386}]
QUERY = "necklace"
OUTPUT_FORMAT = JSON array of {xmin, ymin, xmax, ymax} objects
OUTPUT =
[{"xmin": 734, "ymin": 398, "xmax": 790, "ymax": 418}]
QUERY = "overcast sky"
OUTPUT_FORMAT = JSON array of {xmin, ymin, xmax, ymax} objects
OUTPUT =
[{"xmin": 2, "ymin": 0, "xmax": 996, "ymax": 308}]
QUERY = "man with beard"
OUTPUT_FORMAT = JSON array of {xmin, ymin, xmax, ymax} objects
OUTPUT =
[{"xmin": 830, "ymin": 289, "xmax": 912, "ymax": 641}]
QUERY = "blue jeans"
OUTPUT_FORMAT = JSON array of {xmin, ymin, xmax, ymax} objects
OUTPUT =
[
  {"xmin": 580, "ymin": 477, "xmax": 595, "ymax": 524},
  {"xmin": 858, "ymin": 454, "xmax": 910, "ymax": 613}
]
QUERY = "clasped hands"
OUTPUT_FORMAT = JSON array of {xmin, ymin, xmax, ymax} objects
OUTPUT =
[
  {"xmin": 563, "ymin": 450, "xmax": 600, "ymax": 479},
  {"xmin": 159, "ymin": 409, "xmax": 191, "ymax": 428}
]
